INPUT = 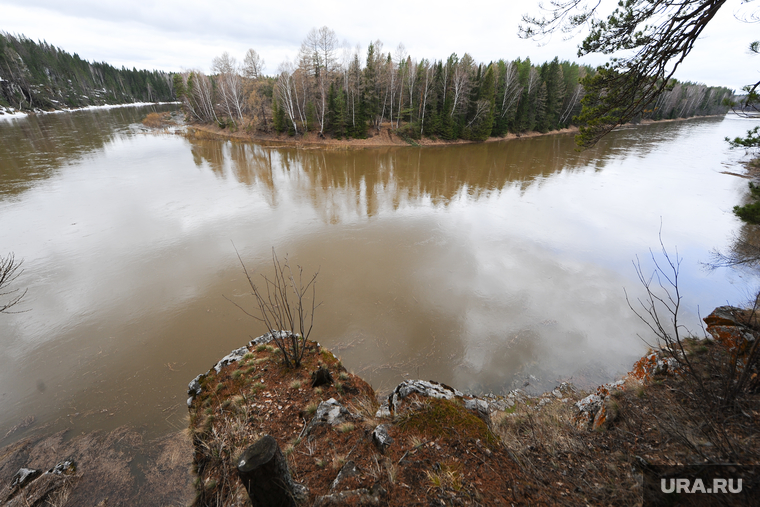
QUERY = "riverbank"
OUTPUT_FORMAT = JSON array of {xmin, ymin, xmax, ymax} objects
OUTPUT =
[
  {"xmin": 182, "ymin": 306, "xmax": 759, "ymax": 506},
  {"xmin": 178, "ymin": 306, "xmax": 756, "ymax": 506},
  {"xmin": 182, "ymin": 114, "xmax": 726, "ymax": 149},
  {"xmin": 2, "ymin": 305, "xmax": 758, "ymax": 505},
  {"xmin": 185, "ymin": 122, "xmax": 581, "ymax": 148}
]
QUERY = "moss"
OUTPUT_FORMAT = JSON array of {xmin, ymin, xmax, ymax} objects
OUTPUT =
[{"xmin": 398, "ymin": 398, "xmax": 497, "ymax": 447}]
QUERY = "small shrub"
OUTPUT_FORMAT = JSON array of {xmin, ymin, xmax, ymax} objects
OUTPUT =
[{"xmin": 141, "ymin": 112, "xmax": 163, "ymax": 128}]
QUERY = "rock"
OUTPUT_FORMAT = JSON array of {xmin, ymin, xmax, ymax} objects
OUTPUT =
[
  {"xmin": 187, "ymin": 373, "xmax": 206, "ymax": 405},
  {"xmin": 703, "ymin": 306, "xmax": 745, "ymax": 327},
  {"xmin": 213, "ymin": 346, "xmax": 249, "ymax": 374},
  {"xmin": 463, "ymin": 398, "xmax": 491, "ymax": 422},
  {"xmin": 330, "ymin": 460, "xmax": 358, "ymax": 491},
  {"xmin": 5, "ymin": 472, "xmax": 69, "ymax": 507},
  {"xmin": 627, "ymin": 351, "xmax": 680, "ymax": 383},
  {"xmin": 313, "ymin": 483, "xmax": 387, "ymax": 506},
  {"xmin": 387, "ymin": 380, "xmax": 462, "ymax": 415},
  {"xmin": 4, "ymin": 459, "xmax": 77, "ymax": 507},
  {"xmin": 592, "ymin": 396, "xmax": 618, "ymax": 431},
  {"xmin": 301, "ymin": 399, "xmax": 359, "ymax": 438},
  {"xmin": 374, "ymin": 405, "xmax": 391, "ymax": 418},
  {"xmin": 249, "ymin": 332, "xmax": 277, "ymax": 347},
  {"xmin": 386, "ymin": 379, "xmax": 493, "ymax": 423},
  {"xmin": 573, "ymin": 394, "xmax": 603, "ymax": 431},
  {"xmin": 371, "ymin": 425, "xmax": 394, "ymax": 453},
  {"xmin": 9, "ymin": 467, "xmax": 40, "ymax": 491}
]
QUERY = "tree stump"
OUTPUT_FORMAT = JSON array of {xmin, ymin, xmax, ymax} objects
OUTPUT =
[{"xmin": 236, "ymin": 435, "xmax": 300, "ymax": 507}]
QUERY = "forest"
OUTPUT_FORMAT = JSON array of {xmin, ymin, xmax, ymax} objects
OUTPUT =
[
  {"xmin": 175, "ymin": 26, "xmax": 734, "ymax": 142},
  {"xmin": 0, "ymin": 28, "xmax": 734, "ymax": 143},
  {"xmin": 0, "ymin": 32, "xmax": 174, "ymax": 111}
]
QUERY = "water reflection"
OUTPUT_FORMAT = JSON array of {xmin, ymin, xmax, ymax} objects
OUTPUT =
[{"xmin": 0, "ymin": 111, "xmax": 755, "ymax": 443}]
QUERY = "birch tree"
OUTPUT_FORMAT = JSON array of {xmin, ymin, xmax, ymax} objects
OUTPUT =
[
  {"xmin": 418, "ymin": 59, "xmax": 434, "ymax": 136},
  {"xmin": 394, "ymin": 44, "xmax": 407, "ymax": 128},
  {"xmin": 276, "ymin": 61, "xmax": 301, "ymax": 134},
  {"xmin": 212, "ymin": 52, "xmax": 245, "ymax": 121},
  {"xmin": 299, "ymin": 26, "xmax": 339, "ymax": 135}
]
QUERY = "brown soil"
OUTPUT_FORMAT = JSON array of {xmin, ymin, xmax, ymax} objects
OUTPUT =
[
  {"xmin": 178, "ymin": 114, "xmax": 724, "ymax": 150},
  {"xmin": 185, "ymin": 316, "xmax": 760, "ymax": 507},
  {"xmin": 183, "ymin": 122, "xmax": 579, "ymax": 149},
  {"xmin": 187, "ymin": 341, "xmax": 547, "ymax": 506}
]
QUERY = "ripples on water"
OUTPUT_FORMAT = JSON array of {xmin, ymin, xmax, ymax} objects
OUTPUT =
[{"xmin": 0, "ymin": 106, "xmax": 757, "ymax": 440}]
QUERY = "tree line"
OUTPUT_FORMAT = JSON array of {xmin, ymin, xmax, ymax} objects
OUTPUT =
[
  {"xmin": 0, "ymin": 32, "xmax": 174, "ymax": 111},
  {"xmin": 175, "ymin": 26, "xmax": 733, "ymax": 142}
]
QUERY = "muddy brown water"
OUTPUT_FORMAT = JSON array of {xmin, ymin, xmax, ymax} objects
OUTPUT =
[{"xmin": 0, "ymin": 105, "xmax": 757, "ymax": 444}]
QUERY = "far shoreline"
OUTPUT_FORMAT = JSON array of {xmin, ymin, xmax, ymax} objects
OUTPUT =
[{"xmin": 183, "ymin": 114, "xmax": 727, "ymax": 149}]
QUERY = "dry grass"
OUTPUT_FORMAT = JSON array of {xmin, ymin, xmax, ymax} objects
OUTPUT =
[{"xmin": 141, "ymin": 112, "xmax": 167, "ymax": 128}]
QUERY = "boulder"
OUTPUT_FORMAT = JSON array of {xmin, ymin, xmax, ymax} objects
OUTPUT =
[
  {"xmin": 371, "ymin": 424, "xmax": 394, "ymax": 453},
  {"xmin": 301, "ymin": 398, "xmax": 360, "ymax": 438},
  {"xmin": 573, "ymin": 394, "xmax": 603, "ymax": 431},
  {"xmin": 380, "ymin": 380, "xmax": 491, "ymax": 422}
]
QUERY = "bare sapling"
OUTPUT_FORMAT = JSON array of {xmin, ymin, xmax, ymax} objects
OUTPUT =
[
  {"xmin": 0, "ymin": 252, "xmax": 26, "ymax": 314},
  {"xmin": 227, "ymin": 247, "xmax": 320, "ymax": 368}
]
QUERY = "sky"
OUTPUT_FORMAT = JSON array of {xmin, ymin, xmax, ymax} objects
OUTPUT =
[{"xmin": 0, "ymin": 0, "xmax": 758, "ymax": 91}]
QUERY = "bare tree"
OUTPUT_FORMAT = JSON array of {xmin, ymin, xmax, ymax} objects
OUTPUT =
[
  {"xmin": 178, "ymin": 70, "xmax": 218, "ymax": 124},
  {"xmin": 242, "ymin": 49, "xmax": 265, "ymax": 80},
  {"xmin": 0, "ymin": 252, "xmax": 26, "ymax": 314},
  {"xmin": 227, "ymin": 248, "xmax": 320, "ymax": 369}
]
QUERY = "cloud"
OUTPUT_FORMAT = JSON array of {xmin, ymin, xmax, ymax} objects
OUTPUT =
[{"xmin": 0, "ymin": 0, "xmax": 756, "ymax": 88}]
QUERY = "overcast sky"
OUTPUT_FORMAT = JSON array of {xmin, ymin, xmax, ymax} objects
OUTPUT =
[{"xmin": 1, "ymin": 0, "xmax": 757, "ymax": 91}]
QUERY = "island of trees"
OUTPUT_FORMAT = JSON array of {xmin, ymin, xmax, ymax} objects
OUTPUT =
[{"xmin": 174, "ymin": 26, "xmax": 733, "ymax": 143}]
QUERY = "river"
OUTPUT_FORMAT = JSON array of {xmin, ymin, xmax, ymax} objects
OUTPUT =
[{"xmin": 0, "ymin": 105, "xmax": 757, "ymax": 442}]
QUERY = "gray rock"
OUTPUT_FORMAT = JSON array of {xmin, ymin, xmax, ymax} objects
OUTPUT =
[
  {"xmin": 388, "ymin": 380, "xmax": 463, "ymax": 414},
  {"xmin": 301, "ymin": 398, "xmax": 359, "ymax": 438},
  {"xmin": 463, "ymin": 398, "xmax": 491, "ymax": 422},
  {"xmin": 330, "ymin": 460, "xmax": 358, "ymax": 491},
  {"xmin": 188, "ymin": 373, "xmax": 205, "ymax": 396},
  {"xmin": 9, "ymin": 468, "xmax": 40, "ymax": 490},
  {"xmin": 213, "ymin": 346, "xmax": 249, "ymax": 373},
  {"xmin": 248, "ymin": 331, "xmax": 283, "ymax": 347},
  {"xmin": 573, "ymin": 394, "xmax": 603, "ymax": 430},
  {"xmin": 374, "ymin": 405, "xmax": 391, "ymax": 418},
  {"xmin": 371, "ymin": 424, "xmax": 394, "ymax": 453}
]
